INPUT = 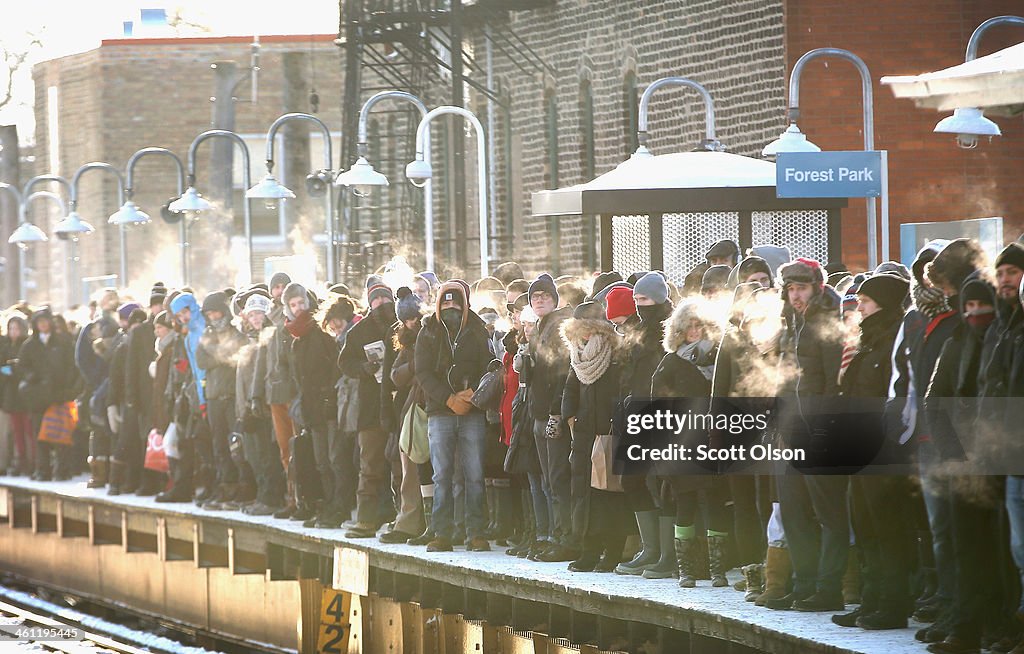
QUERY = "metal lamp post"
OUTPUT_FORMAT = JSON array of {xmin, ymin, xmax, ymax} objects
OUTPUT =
[
  {"xmin": 336, "ymin": 91, "xmax": 434, "ymax": 271},
  {"xmin": 762, "ymin": 48, "xmax": 884, "ymax": 268},
  {"xmin": 170, "ymin": 130, "xmax": 253, "ymax": 284},
  {"xmin": 247, "ymin": 112, "xmax": 337, "ymax": 282},
  {"xmin": 405, "ymin": 105, "xmax": 488, "ymax": 277},
  {"xmin": 932, "ymin": 15, "xmax": 1024, "ymax": 148},
  {"xmin": 1, "ymin": 184, "xmax": 67, "ymax": 300},
  {"xmin": 118, "ymin": 147, "xmax": 186, "ymax": 284},
  {"xmin": 68, "ymin": 162, "xmax": 128, "ymax": 289},
  {"xmin": 634, "ymin": 77, "xmax": 725, "ymax": 157}
]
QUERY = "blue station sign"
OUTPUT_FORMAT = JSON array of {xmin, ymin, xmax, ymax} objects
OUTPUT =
[{"xmin": 775, "ymin": 150, "xmax": 883, "ymax": 198}]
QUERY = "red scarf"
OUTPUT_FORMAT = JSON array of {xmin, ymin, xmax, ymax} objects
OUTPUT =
[{"xmin": 286, "ymin": 310, "xmax": 315, "ymax": 339}]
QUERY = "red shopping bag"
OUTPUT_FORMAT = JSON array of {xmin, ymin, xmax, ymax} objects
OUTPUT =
[
  {"xmin": 37, "ymin": 402, "xmax": 78, "ymax": 446},
  {"xmin": 144, "ymin": 429, "xmax": 169, "ymax": 474}
]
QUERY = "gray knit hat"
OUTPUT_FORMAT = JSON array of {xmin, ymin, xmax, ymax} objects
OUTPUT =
[
  {"xmin": 282, "ymin": 282, "xmax": 309, "ymax": 320},
  {"xmin": 633, "ymin": 271, "xmax": 669, "ymax": 304}
]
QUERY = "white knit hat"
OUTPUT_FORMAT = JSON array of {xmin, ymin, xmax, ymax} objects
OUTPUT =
[{"xmin": 243, "ymin": 294, "xmax": 273, "ymax": 316}]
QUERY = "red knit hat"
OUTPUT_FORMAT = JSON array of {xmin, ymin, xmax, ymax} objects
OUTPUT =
[{"xmin": 605, "ymin": 286, "xmax": 636, "ymax": 321}]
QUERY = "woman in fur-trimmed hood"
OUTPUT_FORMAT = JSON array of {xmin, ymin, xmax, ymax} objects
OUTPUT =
[
  {"xmin": 558, "ymin": 301, "xmax": 628, "ymax": 572},
  {"xmin": 652, "ymin": 298, "xmax": 718, "ymax": 398}
]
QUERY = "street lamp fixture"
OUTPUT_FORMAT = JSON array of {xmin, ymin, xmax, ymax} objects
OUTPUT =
[
  {"xmin": 634, "ymin": 76, "xmax": 724, "ymax": 159},
  {"xmin": 172, "ymin": 129, "xmax": 254, "ymax": 284},
  {"xmin": 248, "ymin": 113, "xmax": 336, "ymax": 280},
  {"xmin": 407, "ymin": 105, "xmax": 489, "ymax": 276},
  {"xmin": 108, "ymin": 201, "xmax": 151, "ymax": 226},
  {"xmin": 337, "ymin": 91, "xmax": 434, "ymax": 271},
  {"xmin": 53, "ymin": 211, "xmax": 95, "ymax": 239},
  {"xmin": 761, "ymin": 123, "xmax": 822, "ymax": 157},
  {"xmin": 762, "ymin": 47, "xmax": 883, "ymax": 268},
  {"xmin": 9, "ymin": 220, "xmax": 49, "ymax": 247},
  {"xmin": 933, "ymin": 15, "xmax": 1024, "ymax": 149},
  {"xmin": 69, "ymin": 162, "xmax": 128, "ymax": 287}
]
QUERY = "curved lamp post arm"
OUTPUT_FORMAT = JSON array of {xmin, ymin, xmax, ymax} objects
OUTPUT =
[
  {"xmin": 966, "ymin": 15, "xmax": 1024, "ymax": 61},
  {"xmin": 787, "ymin": 48, "xmax": 873, "ymax": 151},
  {"xmin": 126, "ymin": 147, "xmax": 187, "ymax": 284},
  {"xmin": 637, "ymin": 77, "xmax": 720, "ymax": 150},
  {"xmin": 125, "ymin": 147, "xmax": 185, "ymax": 197},
  {"xmin": 263, "ymin": 112, "xmax": 337, "ymax": 282},
  {"xmin": 70, "ymin": 162, "xmax": 125, "ymax": 210},
  {"xmin": 187, "ymin": 129, "xmax": 253, "ymax": 283},
  {"xmin": 23, "ymin": 174, "xmax": 71, "ymax": 203},
  {"xmin": 25, "ymin": 191, "xmax": 67, "ymax": 218},
  {"xmin": 0, "ymin": 183, "xmax": 24, "ymax": 222},
  {"xmin": 358, "ymin": 91, "xmax": 430, "ymax": 158},
  {"xmin": 413, "ymin": 106, "xmax": 488, "ymax": 277}
]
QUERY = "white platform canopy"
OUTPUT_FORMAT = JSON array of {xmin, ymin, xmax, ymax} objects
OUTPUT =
[
  {"xmin": 881, "ymin": 41, "xmax": 1024, "ymax": 117},
  {"xmin": 531, "ymin": 151, "xmax": 778, "ymax": 217}
]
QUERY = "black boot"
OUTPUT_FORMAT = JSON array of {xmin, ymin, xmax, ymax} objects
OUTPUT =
[
  {"xmin": 707, "ymin": 533, "xmax": 730, "ymax": 588},
  {"xmin": 407, "ymin": 497, "xmax": 435, "ymax": 546},
  {"xmin": 107, "ymin": 459, "xmax": 126, "ymax": 495}
]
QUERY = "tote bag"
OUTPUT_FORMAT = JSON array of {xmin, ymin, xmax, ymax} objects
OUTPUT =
[
  {"xmin": 399, "ymin": 403, "xmax": 430, "ymax": 465},
  {"xmin": 590, "ymin": 433, "xmax": 624, "ymax": 492},
  {"xmin": 37, "ymin": 402, "xmax": 78, "ymax": 446}
]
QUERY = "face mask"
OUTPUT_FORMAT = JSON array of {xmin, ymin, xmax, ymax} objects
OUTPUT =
[
  {"xmin": 965, "ymin": 311, "xmax": 996, "ymax": 332},
  {"xmin": 441, "ymin": 308, "xmax": 462, "ymax": 331},
  {"xmin": 636, "ymin": 304, "xmax": 663, "ymax": 324}
]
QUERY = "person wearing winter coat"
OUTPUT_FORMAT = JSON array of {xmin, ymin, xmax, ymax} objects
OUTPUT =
[
  {"xmin": 560, "ymin": 301, "xmax": 627, "ymax": 572},
  {"xmin": 263, "ymin": 272, "xmax": 300, "ymax": 517},
  {"xmin": 195, "ymin": 291, "xmax": 252, "ymax": 510},
  {"xmin": 615, "ymin": 272, "xmax": 675, "ymax": 577},
  {"xmin": 109, "ymin": 307, "xmax": 149, "ymax": 495},
  {"xmin": 920, "ymin": 242, "xmax": 1003, "ymax": 654},
  {"xmin": 379, "ymin": 287, "xmax": 429, "ymax": 544},
  {"xmin": 524, "ymin": 273, "xmax": 575, "ymax": 562},
  {"xmin": 282, "ymin": 282, "xmax": 341, "ymax": 527},
  {"xmin": 319, "ymin": 293, "xmax": 360, "ymax": 527},
  {"xmin": 337, "ymin": 282, "xmax": 396, "ymax": 537},
  {"xmin": 652, "ymin": 298, "xmax": 731, "ymax": 588},
  {"xmin": 2, "ymin": 315, "xmax": 31, "ymax": 475},
  {"xmin": 18, "ymin": 307, "xmax": 77, "ymax": 481},
  {"xmin": 831, "ymin": 273, "xmax": 912, "ymax": 631},
  {"xmin": 233, "ymin": 290, "xmax": 287, "ymax": 516},
  {"xmin": 766, "ymin": 258, "xmax": 847, "ymax": 612},
  {"xmin": 167, "ymin": 292, "xmax": 215, "ymax": 503},
  {"xmin": 414, "ymin": 280, "xmax": 493, "ymax": 552}
]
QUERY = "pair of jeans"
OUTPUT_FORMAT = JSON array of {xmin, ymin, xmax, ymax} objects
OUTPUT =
[
  {"xmin": 527, "ymin": 470, "xmax": 551, "ymax": 541},
  {"xmin": 919, "ymin": 451, "xmax": 956, "ymax": 606},
  {"xmin": 850, "ymin": 475, "xmax": 913, "ymax": 615},
  {"xmin": 242, "ymin": 419, "xmax": 286, "ymax": 508},
  {"xmin": 429, "ymin": 412, "xmax": 487, "ymax": 542},
  {"xmin": 568, "ymin": 428, "xmax": 595, "ymax": 550},
  {"xmin": 533, "ymin": 418, "xmax": 572, "ymax": 546},
  {"xmin": 778, "ymin": 473, "xmax": 850, "ymax": 597}
]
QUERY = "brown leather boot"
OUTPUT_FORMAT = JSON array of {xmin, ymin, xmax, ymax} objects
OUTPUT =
[
  {"xmin": 755, "ymin": 546, "xmax": 792, "ymax": 607},
  {"xmin": 86, "ymin": 456, "xmax": 108, "ymax": 489}
]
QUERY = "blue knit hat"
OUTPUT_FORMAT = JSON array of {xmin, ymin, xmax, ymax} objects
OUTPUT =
[{"xmin": 395, "ymin": 287, "xmax": 423, "ymax": 322}]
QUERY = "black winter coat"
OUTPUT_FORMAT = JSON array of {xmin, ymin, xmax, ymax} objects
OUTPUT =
[
  {"xmin": 0, "ymin": 336, "xmax": 26, "ymax": 413},
  {"xmin": 124, "ymin": 321, "xmax": 156, "ymax": 414},
  {"xmin": 338, "ymin": 303, "xmax": 396, "ymax": 431},
  {"xmin": 562, "ymin": 361, "xmax": 622, "ymax": 441},
  {"xmin": 291, "ymin": 325, "xmax": 340, "ymax": 430},
  {"xmin": 779, "ymin": 288, "xmax": 843, "ymax": 398},
  {"xmin": 17, "ymin": 332, "xmax": 76, "ymax": 411},
  {"xmin": 195, "ymin": 323, "xmax": 246, "ymax": 401},
  {"xmin": 414, "ymin": 310, "xmax": 492, "ymax": 416},
  {"xmin": 619, "ymin": 307, "xmax": 672, "ymax": 402},
  {"xmin": 527, "ymin": 307, "xmax": 572, "ymax": 420}
]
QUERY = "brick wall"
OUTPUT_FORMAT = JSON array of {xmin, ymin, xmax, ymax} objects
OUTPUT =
[
  {"xmin": 466, "ymin": 0, "xmax": 788, "ymax": 278},
  {"xmin": 785, "ymin": 0, "xmax": 1024, "ymax": 271}
]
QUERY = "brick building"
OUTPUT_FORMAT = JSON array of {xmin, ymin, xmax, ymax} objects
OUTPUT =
[
  {"xmin": 30, "ymin": 34, "xmax": 344, "ymax": 305},
  {"xmin": 448, "ymin": 0, "xmax": 1024, "ymax": 276}
]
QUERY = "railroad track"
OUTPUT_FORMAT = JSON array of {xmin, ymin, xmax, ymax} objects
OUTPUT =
[{"xmin": 0, "ymin": 598, "xmax": 155, "ymax": 653}]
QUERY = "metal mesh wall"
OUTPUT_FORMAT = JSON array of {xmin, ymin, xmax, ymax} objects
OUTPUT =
[
  {"xmin": 752, "ymin": 210, "xmax": 829, "ymax": 264},
  {"xmin": 611, "ymin": 215, "xmax": 650, "ymax": 275},
  {"xmin": 662, "ymin": 212, "xmax": 739, "ymax": 284}
]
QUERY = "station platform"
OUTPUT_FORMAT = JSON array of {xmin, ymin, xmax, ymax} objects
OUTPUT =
[{"xmin": 0, "ymin": 475, "xmax": 926, "ymax": 654}]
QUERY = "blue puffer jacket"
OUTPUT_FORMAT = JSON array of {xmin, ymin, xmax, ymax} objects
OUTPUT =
[{"xmin": 169, "ymin": 293, "xmax": 208, "ymax": 406}]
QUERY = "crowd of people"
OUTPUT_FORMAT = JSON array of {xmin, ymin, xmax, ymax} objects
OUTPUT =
[{"xmin": 1, "ymin": 235, "xmax": 1023, "ymax": 654}]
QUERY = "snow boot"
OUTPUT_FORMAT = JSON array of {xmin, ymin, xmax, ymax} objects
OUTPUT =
[
  {"xmin": 755, "ymin": 546, "xmax": 792, "ymax": 606},
  {"xmin": 87, "ymin": 456, "xmax": 108, "ymax": 489},
  {"xmin": 708, "ymin": 532, "xmax": 730, "ymax": 587},
  {"xmin": 642, "ymin": 516, "xmax": 679, "ymax": 579},
  {"xmin": 615, "ymin": 510, "xmax": 660, "ymax": 575}
]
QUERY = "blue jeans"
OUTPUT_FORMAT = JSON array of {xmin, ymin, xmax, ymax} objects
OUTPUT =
[
  {"xmin": 429, "ymin": 413, "xmax": 487, "ymax": 542},
  {"xmin": 533, "ymin": 418, "xmax": 572, "ymax": 546},
  {"xmin": 919, "ymin": 451, "xmax": 956, "ymax": 605},
  {"xmin": 1007, "ymin": 476, "xmax": 1024, "ymax": 613},
  {"xmin": 778, "ymin": 473, "xmax": 850, "ymax": 597}
]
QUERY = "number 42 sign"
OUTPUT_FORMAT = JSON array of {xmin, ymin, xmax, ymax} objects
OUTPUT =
[{"xmin": 318, "ymin": 588, "xmax": 352, "ymax": 654}]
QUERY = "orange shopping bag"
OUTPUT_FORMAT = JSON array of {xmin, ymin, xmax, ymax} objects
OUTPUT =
[{"xmin": 37, "ymin": 402, "xmax": 79, "ymax": 446}]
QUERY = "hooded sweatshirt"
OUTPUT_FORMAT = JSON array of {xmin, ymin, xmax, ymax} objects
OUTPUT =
[
  {"xmin": 413, "ymin": 281, "xmax": 492, "ymax": 416},
  {"xmin": 169, "ymin": 292, "xmax": 208, "ymax": 406}
]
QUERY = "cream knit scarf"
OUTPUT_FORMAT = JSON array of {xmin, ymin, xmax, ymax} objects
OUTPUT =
[{"xmin": 570, "ymin": 334, "xmax": 613, "ymax": 385}]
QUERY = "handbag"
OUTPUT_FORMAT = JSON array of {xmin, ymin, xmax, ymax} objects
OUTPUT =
[
  {"xmin": 37, "ymin": 402, "xmax": 77, "ymax": 446},
  {"xmin": 144, "ymin": 429, "xmax": 170, "ymax": 474},
  {"xmin": 590, "ymin": 433, "xmax": 624, "ymax": 492},
  {"xmin": 470, "ymin": 360, "xmax": 504, "ymax": 410},
  {"xmin": 399, "ymin": 402, "xmax": 430, "ymax": 465},
  {"xmin": 502, "ymin": 386, "xmax": 540, "ymax": 476}
]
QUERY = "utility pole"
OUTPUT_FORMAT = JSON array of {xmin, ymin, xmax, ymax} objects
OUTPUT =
[
  {"xmin": 0, "ymin": 126, "xmax": 20, "ymax": 304},
  {"xmin": 450, "ymin": 0, "xmax": 467, "ymax": 272}
]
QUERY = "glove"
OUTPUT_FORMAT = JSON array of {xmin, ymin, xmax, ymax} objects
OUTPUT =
[
  {"xmin": 545, "ymin": 415, "xmax": 562, "ymax": 439},
  {"xmin": 249, "ymin": 399, "xmax": 268, "ymax": 420},
  {"xmin": 174, "ymin": 358, "xmax": 188, "ymax": 373},
  {"xmin": 106, "ymin": 405, "xmax": 122, "ymax": 433},
  {"xmin": 361, "ymin": 360, "xmax": 381, "ymax": 377},
  {"xmin": 446, "ymin": 392, "xmax": 473, "ymax": 416},
  {"xmin": 200, "ymin": 403, "xmax": 208, "ymax": 420}
]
